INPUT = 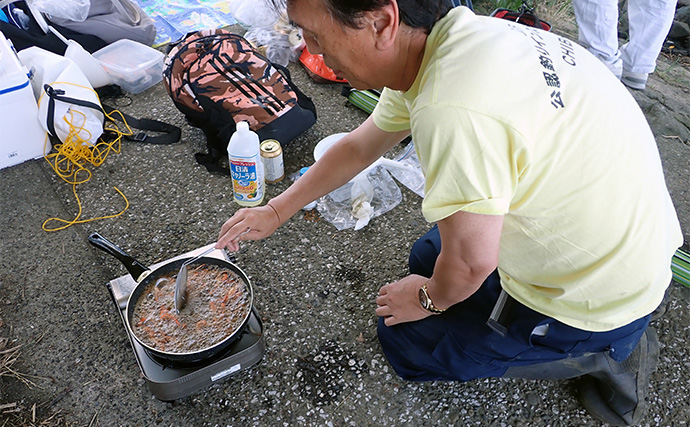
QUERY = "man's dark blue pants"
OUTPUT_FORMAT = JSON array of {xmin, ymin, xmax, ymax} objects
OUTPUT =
[{"xmin": 377, "ymin": 225, "xmax": 650, "ymax": 382}]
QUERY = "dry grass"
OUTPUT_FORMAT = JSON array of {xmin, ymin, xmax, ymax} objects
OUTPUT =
[
  {"xmin": 656, "ymin": 51, "xmax": 690, "ymax": 87},
  {"xmin": 534, "ymin": 0, "xmax": 578, "ymax": 38},
  {"xmin": 1, "ymin": 342, "xmax": 37, "ymax": 390},
  {"xmin": 1, "ymin": 407, "xmax": 70, "ymax": 427},
  {"xmin": 661, "ymin": 51, "xmax": 690, "ymax": 68},
  {"xmin": 472, "ymin": 0, "xmax": 579, "ymax": 37},
  {"xmin": 0, "ymin": 327, "xmax": 69, "ymax": 427}
]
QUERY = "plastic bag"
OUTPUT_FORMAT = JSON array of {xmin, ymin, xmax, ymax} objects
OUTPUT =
[
  {"xmin": 309, "ymin": 135, "xmax": 424, "ymax": 231},
  {"xmin": 228, "ymin": 0, "xmax": 302, "ymax": 66},
  {"xmin": 33, "ymin": 0, "xmax": 90, "ymax": 22},
  {"xmin": 46, "ymin": 0, "xmax": 157, "ymax": 46},
  {"xmin": 244, "ymin": 27, "xmax": 293, "ymax": 66},
  {"xmin": 228, "ymin": 0, "xmax": 278, "ymax": 29},
  {"xmin": 386, "ymin": 140, "xmax": 425, "ymax": 197},
  {"xmin": 350, "ymin": 175, "xmax": 375, "ymax": 230},
  {"xmin": 316, "ymin": 165, "xmax": 402, "ymax": 231}
]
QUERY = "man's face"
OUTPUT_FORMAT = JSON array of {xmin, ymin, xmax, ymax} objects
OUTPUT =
[{"xmin": 288, "ymin": 0, "xmax": 378, "ymax": 89}]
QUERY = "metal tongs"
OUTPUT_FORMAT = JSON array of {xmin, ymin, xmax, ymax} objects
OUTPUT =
[
  {"xmin": 174, "ymin": 229, "xmax": 251, "ymax": 313},
  {"xmin": 174, "ymin": 247, "xmax": 214, "ymax": 313}
]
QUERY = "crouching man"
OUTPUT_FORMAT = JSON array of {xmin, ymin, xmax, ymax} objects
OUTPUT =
[{"xmin": 217, "ymin": 1, "xmax": 683, "ymax": 424}]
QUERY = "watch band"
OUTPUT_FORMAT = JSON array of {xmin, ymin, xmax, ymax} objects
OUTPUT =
[{"xmin": 421, "ymin": 282, "xmax": 446, "ymax": 314}]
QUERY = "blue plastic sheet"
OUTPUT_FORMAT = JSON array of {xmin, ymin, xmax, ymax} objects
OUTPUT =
[{"xmin": 134, "ymin": 0, "xmax": 236, "ymax": 46}]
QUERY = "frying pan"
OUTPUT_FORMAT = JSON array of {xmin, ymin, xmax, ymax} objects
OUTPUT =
[{"xmin": 88, "ymin": 232, "xmax": 254, "ymax": 364}]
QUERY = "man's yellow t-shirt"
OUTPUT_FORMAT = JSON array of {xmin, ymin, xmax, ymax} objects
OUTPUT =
[{"xmin": 372, "ymin": 7, "xmax": 682, "ymax": 331}]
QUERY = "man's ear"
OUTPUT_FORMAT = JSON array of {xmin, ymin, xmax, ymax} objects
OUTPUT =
[{"xmin": 369, "ymin": 1, "xmax": 399, "ymax": 50}]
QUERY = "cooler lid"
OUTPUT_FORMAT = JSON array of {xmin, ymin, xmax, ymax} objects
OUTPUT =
[{"xmin": 0, "ymin": 32, "xmax": 31, "ymax": 92}]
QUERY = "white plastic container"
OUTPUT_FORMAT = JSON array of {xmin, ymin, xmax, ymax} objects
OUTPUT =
[
  {"xmin": 299, "ymin": 167, "xmax": 317, "ymax": 210},
  {"xmin": 0, "ymin": 32, "xmax": 50, "ymax": 170},
  {"xmin": 227, "ymin": 121, "xmax": 264, "ymax": 206},
  {"xmin": 92, "ymin": 39, "xmax": 164, "ymax": 94}
]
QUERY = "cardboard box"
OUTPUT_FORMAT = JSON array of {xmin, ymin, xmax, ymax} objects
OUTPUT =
[{"xmin": 0, "ymin": 31, "xmax": 50, "ymax": 170}]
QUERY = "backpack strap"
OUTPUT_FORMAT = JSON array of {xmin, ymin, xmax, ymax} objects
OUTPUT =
[
  {"xmin": 272, "ymin": 61, "xmax": 317, "ymax": 120},
  {"xmin": 102, "ymin": 104, "xmax": 181, "ymax": 145}
]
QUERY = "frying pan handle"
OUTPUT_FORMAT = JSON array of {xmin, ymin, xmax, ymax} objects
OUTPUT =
[{"xmin": 88, "ymin": 232, "xmax": 150, "ymax": 281}]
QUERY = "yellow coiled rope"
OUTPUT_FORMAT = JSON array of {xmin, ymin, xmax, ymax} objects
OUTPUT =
[{"xmin": 40, "ymin": 81, "xmax": 134, "ymax": 232}]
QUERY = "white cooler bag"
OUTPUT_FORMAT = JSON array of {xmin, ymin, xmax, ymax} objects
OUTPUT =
[{"xmin": 0, "ymin": 31, "xmax": 49, "ymax": 170}]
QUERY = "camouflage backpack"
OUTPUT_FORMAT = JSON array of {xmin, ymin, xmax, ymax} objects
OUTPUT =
[{"xmin": 163, "ymin": 29, "xmax": 317, "ymax": 174}]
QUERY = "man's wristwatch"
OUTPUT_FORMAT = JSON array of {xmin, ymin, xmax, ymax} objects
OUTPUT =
[{"xmin": 419, "ymin": 282, "xmax": 446, "ymax": 314}]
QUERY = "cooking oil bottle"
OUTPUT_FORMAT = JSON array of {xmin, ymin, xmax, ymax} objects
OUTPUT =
[{"xmin": 227, "ymin": 121, "xmax": 264, "ymax": 206}]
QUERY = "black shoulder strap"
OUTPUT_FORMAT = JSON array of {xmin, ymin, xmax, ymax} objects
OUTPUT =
[
  {"xmin": 43, "ymin": 84, "xmax": 181, "ymax": 145},
  {"xmin": 43, "ymin": 84, "xmax": 104, "ymax": 138},
  {"xmin": 102, "ymin": 104, "xmax": 182, "ymax": 145}
]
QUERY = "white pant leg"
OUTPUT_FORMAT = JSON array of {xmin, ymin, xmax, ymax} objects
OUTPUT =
[
  {"xmin": 621, "ymin": 0, "xmax": 676, "ymax": 74},
  {"xmin": 572, "ymin": 0, "xmax": 622, "ymax": 69}
]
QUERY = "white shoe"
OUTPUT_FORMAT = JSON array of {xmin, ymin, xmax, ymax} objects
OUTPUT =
[
  {"xmin": 607, "ymin": 62, "xmax": 623, "ymax": 80},
  {"xmin": 596, "ymin": 55, "xmax": 623, "ymax": 79},
  {"xmin": 621, "ymin": 70, "xmax": 648, "ymax": 90}
]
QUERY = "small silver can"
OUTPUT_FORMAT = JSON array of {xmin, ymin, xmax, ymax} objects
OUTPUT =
[{"xmin": 260, "ymin": 139, "xmax": 284, "ymax": 183}]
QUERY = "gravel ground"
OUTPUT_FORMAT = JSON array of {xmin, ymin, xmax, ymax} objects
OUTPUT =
[{"xmin": 1, "ymin": 19, "xmax": 690, "ymax": 427}]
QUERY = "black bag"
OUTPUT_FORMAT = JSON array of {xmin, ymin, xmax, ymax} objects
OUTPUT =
[
  {"xmin": 0, "ymin": 1, "xmax": 107, "ymax": 54},
  {"xmin": 163, "ymin": 29, "xmax": 317, "ymax": 174}
]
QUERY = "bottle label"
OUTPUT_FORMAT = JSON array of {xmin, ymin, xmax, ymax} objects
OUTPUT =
[{"xmin": 230, "ymin": 159, "xmax": 262, "ymax": 201}]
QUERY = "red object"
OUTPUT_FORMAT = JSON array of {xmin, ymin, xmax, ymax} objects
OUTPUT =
[
  {"xmin": 299, "ymin": 48, "xmax": 347, "ymax": 83},
  {"xmin": 491, "ymin": 8, "xmax": 552, "ymax": 31}
]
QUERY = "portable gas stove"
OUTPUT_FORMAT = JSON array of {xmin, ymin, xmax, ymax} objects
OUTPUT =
[{"xmin": 106, "ymin": 245, "xmax": 265, "ymax": 401}]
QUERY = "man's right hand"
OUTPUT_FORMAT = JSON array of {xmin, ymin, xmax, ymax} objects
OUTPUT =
[{"xmin": 216, "ymin": 203, "xmax": 282, "ymax": 252}]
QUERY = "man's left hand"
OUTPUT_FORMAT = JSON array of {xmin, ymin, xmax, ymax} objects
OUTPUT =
[{"xmin": 375, "ymin": 274, "xmax": 430, "ymax": 326}]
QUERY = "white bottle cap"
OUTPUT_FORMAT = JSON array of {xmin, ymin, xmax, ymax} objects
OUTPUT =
[{"xmin": 237, "ymin": 121, "xmax": 249, "ymax": 132}]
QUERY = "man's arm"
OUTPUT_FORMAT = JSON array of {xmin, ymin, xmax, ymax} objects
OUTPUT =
[
  {"xmin": 217, "ymin": 116, "xmax": 410, "ymax": 249},
  {"xmin": 428, "ymin": 210, "xmax": 503, "ymax": 308},
  {"xmin": 376, "ymin": 210, "xmax": 503, "ymax": 325},
  {"xmin": 268, "ymin": 116, "xmax": 410, "ymax": 221}
]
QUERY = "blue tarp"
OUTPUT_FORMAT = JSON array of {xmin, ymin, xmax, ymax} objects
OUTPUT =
[{"xmin": 134, "ymin": 0, "xmax": 236, "ymax": 46}]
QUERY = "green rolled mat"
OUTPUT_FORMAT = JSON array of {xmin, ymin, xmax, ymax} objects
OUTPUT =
[
  {"xmin": 341, "ymin": 87, "xmax": 381, "ymax": 115},
  {"xmin": 672, "ymin": 248, "xmax": 690, "ymax": 288},
  {"xmin": 348, "ymin": 90, "xmax": 379, "ymax": 114}
]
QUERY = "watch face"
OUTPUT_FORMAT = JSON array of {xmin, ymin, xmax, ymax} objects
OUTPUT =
[{"xmin": 419, "ymin": 287, "xmax": 428, "ymax": 309}]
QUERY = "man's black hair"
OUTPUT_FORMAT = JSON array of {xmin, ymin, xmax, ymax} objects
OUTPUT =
[{"xmin": 272, "ymin": 0, "xmax": 454, "ymax": 34}]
